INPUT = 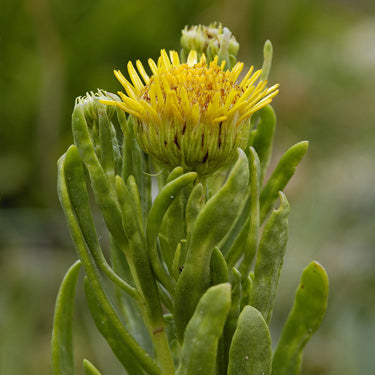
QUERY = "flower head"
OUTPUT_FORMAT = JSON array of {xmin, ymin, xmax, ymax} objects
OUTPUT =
[{"xmin": 102, "ymin": 50, "xmax": 279, "ymax": 175}]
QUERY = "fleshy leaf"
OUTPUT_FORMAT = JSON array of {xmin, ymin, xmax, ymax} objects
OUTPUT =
[
  {"xmin": 228, "ymin": 305, "xmax": 272, "ymax": 375},
  {"xmin": 51, "ymin": 260, "xmax": 81, "ymax": 375},
  {"xmin": 84, "ymin": 278, "xmax": 145, "ymax": 375},
  {"xmin": 259, "ymin": 141, "xmax": 308, "ymax": 224},
  {"xmin": 271, "ymin": 261, "xmax": 329, "ymax": 375},
  {"xmin": 175, "ymin": 149, "xmax": 249, "ymax": 341},
  {"xmin": 250, "ymin": 192, "xmax": 290, "ymax": 324},
  {"xmin": 176, "ymin": 283, "xmax": 231, "ymax": 375},
  {"xmin": 83, "ymin": 359, "xmax": 103, "ymax": 375}
]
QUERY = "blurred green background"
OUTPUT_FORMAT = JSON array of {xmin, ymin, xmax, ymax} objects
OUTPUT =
[{"xmin": 1, "ymin": 0, "xmax": 375, "ymax": 374}]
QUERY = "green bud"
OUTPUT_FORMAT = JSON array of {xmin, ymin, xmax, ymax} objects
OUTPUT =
[
  {"xmin": 75, "ymin": 90, "xmax": 119, "ymax": 124},
  {"xmin": 180, "ymin": 25, "xmax": 206, "ymax": 54},
  {"xmin": 181, "ymin": 23, "xmax": 239, "ymax": 68},
  {"xmin": 74, "ymin": 90, "xmax": 120, "ymax": 159}
]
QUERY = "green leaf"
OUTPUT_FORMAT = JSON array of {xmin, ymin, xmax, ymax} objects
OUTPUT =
[
  {"xmin": 228, "ymin": 305, "xmax": 272, "ymax": 375},
  {"xmin": 62, "ymin": 145, "xmax": 138, "ymax": 298},
  {"xmin": 240, "ymin": 275, "xmax": 253, "ymax": 311},
  {"xmin": 118, "ymin": 112, "xmax": 152, "ymax": 220},
  {"xmin": 250, "ymin": 192, "xmax": 290, "ymax": 324},
  {"xmin": 58, "ymin": 150, "xmax": 162, "ymax": 375},
  {"xmin": 271, "ymin": 261, "xmax": 329, "ymax": 375},
  {"xmin": 84, "ymin": 278, "xmax": 145, "ymax": 375},
  {"xmin": 176, "ymin": 283, "xmax": 231, "ymax": 375},
  {"xmin": 210, "ymin": 246, "xmax": 229, "ymax": 286},
  {"xmin": 83, "ymin": 359, "xmax": 103, "ymax": 375},
  {"xmin": 239, "ymin": 147, "xmax": 260, "ymax": 277},
  {"xmin": 250, "ymin": 106, "xmax": 276, "ymax": 184},
  {"xmin": 163, "ymin": 190, "xmax": 186, "ymax": 273},
  {"xmin": 72, "ymin": 105, "xmax": 128, "ymax": 248},
  {"xmin": 223, "ymin": 268, "xmax": 242, "ymax": 371},
  {"xmin": 172, "ymin": 242, "xmax": 183, "ymax": 281},
  {"xmin": 221, "ymin": 147, "xmax": 259, "ymax": 268},
  {"xmin": 98, "ymin": 101, "xmax": 116, "ymax": 181},
  {"xmin": 51, "ymin": 260, "xmax": 81, "ymax": 375},
  {"xmin": 111, "ymin": 237, "xmax": 153, "ymax": 352},
  {"xmin": 158, "ymin": 168, "xmax": 186, "ymax": 274},
  {"xmin": 260, "ymin": 40, "xmax": 273, "ymax": 82},
  {"xmin": 146, "ymin": 172, "xmax": 197, "ymax": 294},
  {"xmin": 175, "ymin": 149, "xmax": 249, "ymax": 341},
  {"xmin": 185, "ymin": 182, "xmax": 204, "ymax": 251},
  {"xmin": 260, "ymin": 141, "xmax": 308, "ymax": 224},
  {"xmin": 115, "ymin": 176, "xmax": 165, "ymax": 324},
  {"xmin": 219, "ymin": 193, "xmax": 251, "ymax": 259},
  {"xmin": 115, "ymin": 176, "xmax": 176, "ymax": 375}
]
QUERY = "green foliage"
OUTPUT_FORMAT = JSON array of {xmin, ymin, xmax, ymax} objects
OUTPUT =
[
  {"xmin": 174, "ymin": 149, "xmax": 249, "ymax": 341},
  {"xmin": 53, "ymin": 101, "xmax": 327, "ymax": 373},
  {"xmin": 51, "ymin": 33, "xmax": 328, "ymax": 375},
  {"xmin": 1, "ymin": 2, "xmax": 373, "ymax": 373}
]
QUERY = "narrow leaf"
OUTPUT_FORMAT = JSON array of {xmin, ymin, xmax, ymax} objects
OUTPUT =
[
  {"xmin": 250, "ymin": 192, "xmax": 290, "ymax": 324},
  {"xmin": 83, "ymin": 359, "xmax": 103, "ymax": 375},
  {"xmin": 72, "ymin": 105, "xmax": 128, "ymax": 247},
  {"xmin": 51, "ymin": 260, "xmax": 81, "ymax": 375},
  {"xmin": 58, "ymin": 151, "xmax": 161, "ymax": 375},
  {"xmin": 250, "ymin": 105, "xmax": 276, "ymax": 184},
  {"xmin": 239, "ymin": 147, "xmax": 260, "ymax": 277},
  {"xmin": 63, "ymin": 145, "xmax": 138, "ymax": 298},
  {"xmin": 223, "ymin": 268, "xmax": 242, "ymax": 370},
  {"xmin": 84, "ymin": 278, "xmax": 145, "ymax": 375},
  {"xmin": 146, "ymin": 172, "xmax": 197, "ymax": 293},
  {"xmin": 210, "ymin": 246, "xmax": 229, "ymax": 285},
  {"xmin": 272, "ymin": 261, "xmax": 329, "ymax": 375},
  {"xmin": 260, "ymin": 141, "xmax": 308, "ymax": 224}
]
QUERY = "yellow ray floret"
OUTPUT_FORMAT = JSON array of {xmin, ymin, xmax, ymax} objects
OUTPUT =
[
  {"xmin": 102, "ymin": 49, "xmax": 279, "ymax": 174},
  {"xmin": 104, "ymin": 49, "xmax": 279, "ymax": 128}
]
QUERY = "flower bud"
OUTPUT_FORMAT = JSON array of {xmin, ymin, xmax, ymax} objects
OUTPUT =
[
  {"xmin": 181, "ymin": 23, "xmax": 239, "ymax": 69},
  {"xmin": 74, "ymin": 90, "xmax": 120, "ymax": 156}
]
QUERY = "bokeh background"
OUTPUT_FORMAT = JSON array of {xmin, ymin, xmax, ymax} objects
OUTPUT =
[{"xmin": 1, "ymin": 0, "xmax": 375, "ymax": 374}]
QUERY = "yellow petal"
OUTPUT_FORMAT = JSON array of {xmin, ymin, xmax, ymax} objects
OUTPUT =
[
  {"xmin": 127, "ymin": 61, "xmax": 144, "ymax": 92},
  {"xmin": 136, "ymin": 60, "xmax": 150, "ymax": 84},
  {"xmin": 114, "ymin": 70, "xmax": 138, "ymax": 99},
  {"xmin": 148, "ymin": 58, "xmax": 158, "ymax": 75},
  {"xmin": 169, "ymin": 50, "xmax": 180, "ymax": 67}
]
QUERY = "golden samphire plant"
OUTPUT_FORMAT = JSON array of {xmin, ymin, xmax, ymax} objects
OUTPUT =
[{"xmin": 52, "ymin": 23, "xmax": 328, "ymax": 375}]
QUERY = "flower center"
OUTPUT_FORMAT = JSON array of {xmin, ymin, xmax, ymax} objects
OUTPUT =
[
  {"xmin": 141, "ymin": 61, "xmax": 244, "ymax": 115},
  {"xmin": 139, "ymin": 61, "xmax": 244, "ymax": 122}
]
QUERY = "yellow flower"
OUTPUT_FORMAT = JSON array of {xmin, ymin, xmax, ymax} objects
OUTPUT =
[{"xmin": 102, "ymin": 49, "xmax": 279, "ymax": 175}]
